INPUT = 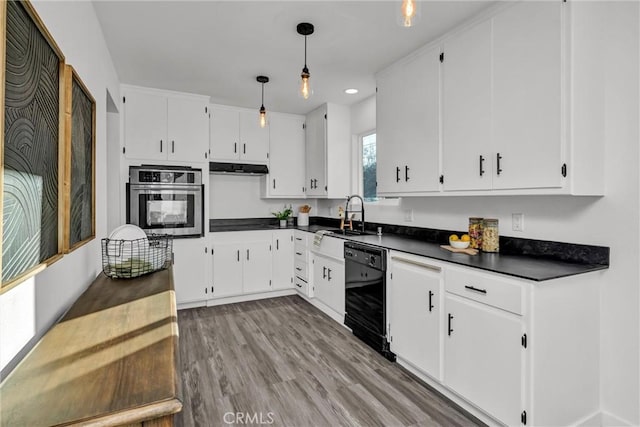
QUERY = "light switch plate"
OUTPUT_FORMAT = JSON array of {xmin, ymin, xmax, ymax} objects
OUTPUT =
[{"xmin": 512, "ymin": 213, "xmax": 524, "ymax": 232}]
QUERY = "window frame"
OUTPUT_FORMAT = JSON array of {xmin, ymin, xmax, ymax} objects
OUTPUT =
[{"xmin": 354, "ymin": 130, "xmax": 399, "ymax": 206}]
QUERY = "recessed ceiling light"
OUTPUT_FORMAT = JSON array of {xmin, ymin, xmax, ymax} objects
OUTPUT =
[{"xmin": 344, "ymin": 88, "xmax": 358, "ymax": 95}]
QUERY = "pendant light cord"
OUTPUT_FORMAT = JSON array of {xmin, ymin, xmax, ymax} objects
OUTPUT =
[{"xmin": 304, "ymin": 36, "xmax": 307, "ymax": 68}]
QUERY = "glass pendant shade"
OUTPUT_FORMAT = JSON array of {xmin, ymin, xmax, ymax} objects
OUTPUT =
[{"xmin": 398, "ymin": 0, "xmax": 420, "ymax": 27}]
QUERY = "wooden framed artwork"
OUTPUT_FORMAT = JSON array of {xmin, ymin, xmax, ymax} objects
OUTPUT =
[
  {"xmin": 63, "ymin": 65, "xmax": 95, "ymax": 253},
  {"xmin": 1, "ymin": 0, "xmax": 66, "ymax": 291}
]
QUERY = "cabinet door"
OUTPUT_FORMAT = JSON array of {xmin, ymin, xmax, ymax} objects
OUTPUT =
[
  {"xmin": 442, "ymin": 20, "xmax": 492, "ymax": 191},
  {"xmin": 267, "ymin": 114, "xmax": 306, "ymax": 197},
  {"xmin": 444, "ymin": 294, "xmax": 523, "ymax": 426},
  {"xmin": 212, "ymin": 242, "xmax": 243, "ymax": 297},
  {"xmin": 312, "ymin": 256, "xmax": 328, "ymax": 305},
  {"xmin": 389, "ymin": 259, "xmax": 441, "ymax": 379},
  {"xmin": 239, "ymin": 111, "xmax": 269, "ymax": 163},
  {"xmin": 324, "ymin": 259, "xmax": 345, "ymax": 315},
  {"xmin": 305, "ymin": 106, "xmax": 327, "ymax": 196},
  {"xmin": 168, "ymin": 97, "xmax": 209, "ymax": 162},
  {"xmin": 123, "ymin": 91, "xmax": 167, "ymax": 161},
  {"xmin": 272, "ymin": 231, "xmax": 294, "ymax": 290},
  {"xmin": 173, "ymin": 238, "xmax": 207, "ymax": 304},
  {"xmin": 375, "ymin": 70, "xmax": 403, "ymax": 195},
  {"xmin": 396, "ymin": 47, "xmax": 441, "ymax": 193},
  {"xmin": 492, "ymin": 1, "xmax": 563, "ymax": 190},
  {"xmin": 242, "ymin": 240, "xmax": 272, "ymax": 294},
  {"xmin": 210, "ymin": 107, "xmax": 240, "ymax": 161}
]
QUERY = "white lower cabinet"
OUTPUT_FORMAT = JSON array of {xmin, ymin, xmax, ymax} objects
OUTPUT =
[
  {"xmin": 293, "ymin": 230, "xmax": 312, "ymax": 297},
  {"xmin": 444, "ymin": 294, "xmax": 523, "ymax": 427},
  {"xmin": 312, "ymin": 254, "xmax": 345, "ymax": 316},
  {"xmin": 272, "ymin": 230, "xmax": 294, "ymax": 290},
  {"xmin": 210, "ymin": 231, "xmax": 272, "ymax": 298},
  {"xmin": 388, "ymin": 253, "xmax": 442, "ymax": 380},
  {"xmin": 173, "ymin": 238, "xmax": 208, "ymax": 304}
]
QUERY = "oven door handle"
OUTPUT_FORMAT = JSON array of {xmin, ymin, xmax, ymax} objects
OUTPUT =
[{"xmin": 129, "ymin": 186, "xmax": 201, "ymax": 194}]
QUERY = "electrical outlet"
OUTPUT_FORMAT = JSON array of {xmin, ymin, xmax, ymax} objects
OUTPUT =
[
  {"xmin": 512, "ymin": 213, "xmax": 524, "ymax": 232},
  {"xmin": 404, "ymin": 209, "xmax": 414, "ymax": 222}
]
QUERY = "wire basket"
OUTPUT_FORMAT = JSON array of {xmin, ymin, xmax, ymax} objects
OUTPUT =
[{"xmin": 101, "ymin": 234, "xmax": 173, "ymax": 279}]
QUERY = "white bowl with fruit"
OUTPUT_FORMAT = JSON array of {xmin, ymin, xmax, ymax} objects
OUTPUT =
[{"xmin": 449, "ymin": 234, "xmax": 471, "ymax": 249}]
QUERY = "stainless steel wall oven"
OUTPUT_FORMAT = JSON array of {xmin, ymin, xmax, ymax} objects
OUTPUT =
[{"xmin": 127, "ymin": 165, "xmax": 203, "ymax": 237}]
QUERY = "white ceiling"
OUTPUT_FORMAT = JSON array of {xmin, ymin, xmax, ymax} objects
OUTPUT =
[{"xmin": 93, "ymin": 1, "xmax": 495, "ymax": 115}]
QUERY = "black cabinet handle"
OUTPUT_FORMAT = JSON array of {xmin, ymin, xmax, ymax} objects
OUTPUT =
[
  {"xmin": 236, "ymin": 250, "xmax": 239, "ymax": 261},
  {"xmin": 276, "ymin": 239, "xmax": 279, "ymax": 250},
  {"xmin": 448, "ymin": 314, "xmax": 454, "ymax": 336},
  {"xmin": 273, "ymin": 179, "xmax": 276, "ymax": 189},
  {"xmin": 296, "ymin": 238, "xmax": 303, "ymax": 241},
  {"xmin": 160, "ymin": 140, "xmax": 163, "ymax": 152},
  {"xmin": 296, "ymin": 283, "xmax": 302, "ymax": 288},
  {"xmin": 296, "ymin": 267, "xmax": 302, "ymax": 271},
  {"xmin": 243, "ymin": 143, "xmax": 246, "ymax": 154},
  {"xmin": 497, "ymin": 153, "xmax": 503, "ymax": 175},
  {"xmin": 464, "ymin": 285, "xmax": 487, "ymax": 294},
  {"xmin": 314, "ymin": 179, "xmax": 318, "ymax": 189},
  {"xmin": 234, "ymin": 142, "xmax": 237, "ymax": 153},
  {"xmin": 246, "ymin": 249, "xmax": 249, "ymax": 261},
  {"xmin": 396, "ymin": 166, "xmax": 401, "ymax": 183},
  {"xmin": 172, "ymin": 140, "xmax": 175, "ymax": 153},
  {"xmin": 405, "ymin": 165, "xmax": 410, "ymax": 181},
  {"xmin": 296, "ymin": 252, "xmax": 302, "ymax": 256},
  {"xmin": 479, "ymin": 155, "xmax": 485, "ymax": 176},
  {"xmin": 429, "ymin": 290, "xmax": 434, "ymax": 312},
  {"xmin": 327, "ymin": 268, "xmax": 332, "ymax": 281},
  {"xmin": 323, "ymin": 266, "xmax": 327, "ymax": 279}
]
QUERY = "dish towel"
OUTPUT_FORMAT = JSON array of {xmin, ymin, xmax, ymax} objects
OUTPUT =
[{"xmin": 313, "ymin": 230, "xmax": 332, "ymax": 248}]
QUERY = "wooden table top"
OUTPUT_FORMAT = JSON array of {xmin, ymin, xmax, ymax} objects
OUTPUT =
[{"xmin": 0, "ymin": 268, "xmax": 182, "ymax": 426}]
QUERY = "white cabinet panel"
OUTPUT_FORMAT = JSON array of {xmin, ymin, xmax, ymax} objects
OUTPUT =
[
  {"xmin": 243, "ymin": 240, "xmax": 272, "ymax": 294},
  {"xmin": 173, "ymin": 238, "xmax": 207, "ymax": 304},
  {"xmin": 264, "ymin": 114, "xmax": 306, "ymax": 198},
  {"xmin": 239, "ymin": 111, "xmax": 269, "ymax": 163},
  {"xmin": 313, "ymin": 254, "xmax": 345, "ymax": 315},
  {"xmin": 376, "ymin": 46, "xmax": 440, "ymax": 195},
  {"xmin": 305, "ymin": 106, "xmax": 327, "ymax": 196},
  {"xmin": 211, "ymin": 242, "xmax": 243, "ymax": 298},
  {"xmin": 123, "ymin": 91, "xmax": 168, "ymax": 161},
  {"xmin": 272, "ymin": 231, "xmax": 294, "ymax": 290},
  {"xmin": 442, "ymin": 20, "xmax": 493, "ymax": 191},
  {"xmin": 492, "ymin": 1, "xmax": 563, "ymax": 190},
  {"xmin": 389, "ymin": 256, "xmax": 442, "ymax": 379},
  {"xmin": 167, "ymin": 97, "xmax": 208, "ymax": 162},
  {"xmin": 444, "ymin": 293, "xmax": 523, "ymax": 427},
  {"xmin": 210, "ymin": 106, "xmax": 240, "ymax": 161}
]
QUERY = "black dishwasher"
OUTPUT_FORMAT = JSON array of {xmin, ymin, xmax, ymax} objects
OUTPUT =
[{"xmin": 344, "ymin": 242, "xmax": 395, "ymax": 361}]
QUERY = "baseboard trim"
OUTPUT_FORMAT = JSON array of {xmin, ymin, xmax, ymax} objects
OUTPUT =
[{"xmin": 205, "ymin": 289, "xmax": 296, "ymax": 307}]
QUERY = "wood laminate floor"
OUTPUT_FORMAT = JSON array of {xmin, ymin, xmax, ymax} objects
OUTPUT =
[{"xmin": 175, "ymin": 295, "xmax": 483, "ymax": 427}]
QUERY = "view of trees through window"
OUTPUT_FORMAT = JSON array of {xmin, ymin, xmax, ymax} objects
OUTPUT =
[{"xmin": 363, "ymin": 133, "xmax": 377, "ymax": 202}]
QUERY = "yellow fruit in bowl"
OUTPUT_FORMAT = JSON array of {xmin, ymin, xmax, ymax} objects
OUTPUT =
[
  {"xmin": 449, "ymin": 234, "xmax": 459, "ymax": 241},
  {"xmin": 461, "ymin": 234, "xmax": 471, "ymax": 242}
]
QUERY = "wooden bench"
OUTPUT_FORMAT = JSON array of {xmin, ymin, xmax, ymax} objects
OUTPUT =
[{"xmin": 0, "ymin": 268, "xmax": 182, "ymax": 426}]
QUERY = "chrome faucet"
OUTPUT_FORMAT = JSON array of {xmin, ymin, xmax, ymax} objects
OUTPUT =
[{"xmin": 345, "ymin": 195, "xmax": 365, "ymax": 233}]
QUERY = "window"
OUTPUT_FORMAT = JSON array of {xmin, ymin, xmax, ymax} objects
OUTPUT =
[{"xmin": 362, "ymin": 132, "xmax": 377, "ymax": 202}]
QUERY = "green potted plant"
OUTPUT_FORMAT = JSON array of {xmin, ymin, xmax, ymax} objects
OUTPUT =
[{"xmin": 272, "ymin": 205, "xmax": 293, "ymax": 228}]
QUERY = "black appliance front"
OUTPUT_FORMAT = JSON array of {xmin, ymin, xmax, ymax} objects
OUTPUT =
[{"xmin": 344, "ymin": 243, "xmax": 395, "ymax": 361}]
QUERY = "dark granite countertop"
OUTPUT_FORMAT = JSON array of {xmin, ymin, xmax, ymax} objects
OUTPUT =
[{"xmin": 210, "ymin": 218, "xmax": 609, "ymax": 282}]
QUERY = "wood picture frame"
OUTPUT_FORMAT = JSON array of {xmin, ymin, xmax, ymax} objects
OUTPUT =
[
  {"xmin": 1, "ymin": 0, "xmax": 66, "ymax": 292},
  {"xmin": 63, "ymin": 65, "xmax": 95, "ymax": 253}
]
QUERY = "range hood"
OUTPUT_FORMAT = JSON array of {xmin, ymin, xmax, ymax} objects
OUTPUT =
[{"xmin": 209, "ymin": 162, "xmax": 269, "ymax": 175}]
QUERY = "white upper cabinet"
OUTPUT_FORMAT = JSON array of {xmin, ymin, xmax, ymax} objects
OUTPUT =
[
  {"xmin": 442, "ymin": 19, "xmax": 493, "ymax": 192},
  {"xmin": 305, "ymin": 103, "xmax": 351, "ymax": 199},
  {"xmin": 377, "ymin": 45, "xmax": 441, "ymax": 196},
  {"xmin": 491, "ymin": 1, "xmax": 562, "ymax": 190},
  {"xmin": 122, "ymin": 86, "xmax": 209, "ymax": 162},
  {"xmin": 263, "ymin": 113, "xmax": 306, "ymax": 198},
  {"xmin": 209, "ymin": 105, "xmax": 269, "ymax": 164},
  {"xmin": 442, "ymin": 1, "xmax": 565, "ymax": 193}
]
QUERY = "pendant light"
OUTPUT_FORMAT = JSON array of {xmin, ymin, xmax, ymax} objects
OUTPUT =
[
  {"xmin": 257, "ymin": 75, "xmax": 269, "ymax": 128},
  {"xmin": 399, "ymin": 0, "xmax": 420, "ymax": 28},
  {"xmin": 297, "ymin": 22, "xmax": 314, "ymax": 99}
]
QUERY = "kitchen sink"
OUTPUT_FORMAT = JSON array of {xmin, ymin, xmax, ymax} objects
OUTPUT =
[{"xmin": 324, "ymin": 228, "xmax": 376, "ymax": 236}]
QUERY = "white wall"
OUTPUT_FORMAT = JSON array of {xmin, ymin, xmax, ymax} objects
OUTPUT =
[
  {"xmin": 0, "ymin": 1, "xmax": 120, "ymax": 372},
  {"xmin": 320, "ymin": 3, "xmax": 640, "ymax": 424},
  {"xmin": 209, "ymin": 174, "xmax": 315, "ymax": 219}
]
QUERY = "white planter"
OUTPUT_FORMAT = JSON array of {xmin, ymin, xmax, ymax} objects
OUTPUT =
[{"xmin": 279, "ymin": 220, "xmax": 287, "ymax": 228}]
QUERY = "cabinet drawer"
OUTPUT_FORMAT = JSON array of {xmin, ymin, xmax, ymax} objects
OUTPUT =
[
  {"xmin": 294, "ymin": 247, "xmax": 307, "ymax": 262},
  {"xmin": 294, "ymin": 231, "xmax": 309, "ymax": 247},
  {"xmin": 445, "ymin": 267, "xmax": 523, "ymax": 315},
  {"xmin": 294, "ymin": 276, "xmax": 309, "ymax": 296},
  {"xmin": 294, "ymin": 258, "xmax": 308, "ymax": 280}
]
